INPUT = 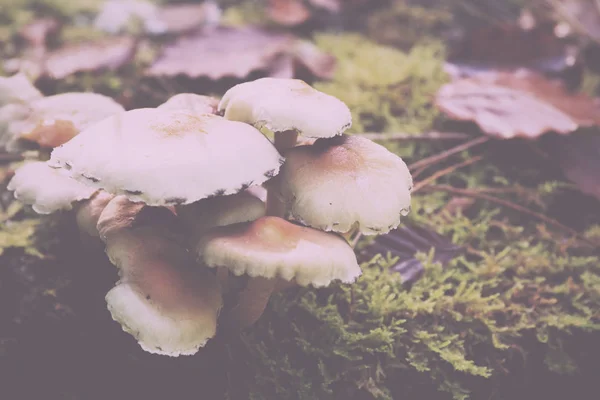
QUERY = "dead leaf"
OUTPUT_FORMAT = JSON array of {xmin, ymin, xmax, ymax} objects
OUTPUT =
[
  {"xmin": 43, "ymin": 37, "xmax": 137, "ymax": 80},
  {"xmin": 267, "ymin": 0, "xmax": 311, "ymax": 26},
  {"xmin": 19, "ymin": 18, "xmax": 60, "ymax": 48},
  {"xmin": 541, "ymin": 132, "xmax": 600, "ymax": 201},
  {"xmin": 436, "ymin": 71, "xmax": 600, "ymax": 139},
  {"xmin": 146, "ymin": 26, "xmax": 335, "ymax": 80},
  {"xmin": 154, "ymin": 2, "xmax": 222, "ymax": 35},
  {"xmin": 446, "ymin": 23, "xmax": 580, "ymax": 78},
  {"xmin": 290, "ymin": 40, "xmax": 336, "ymax": 79},
  {"xmin": 360, "ymin": 224, "xmax": 463, "ymax": 283}
]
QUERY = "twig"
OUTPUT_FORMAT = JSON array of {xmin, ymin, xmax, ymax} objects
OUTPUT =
[
  {"xmin": 408, "ymin": 136, "xmax": 491, "ymax": 172},
  {"xmin": 421, "ymin": 184, "xmax": 595, "ymax": 246},
  {"xmin": 413, "ymin": 156, "xmax": 483, "ymax": 193},
  {"xmin": 356, "ymin": 131, "xmax": 470, "ymax": 141}
]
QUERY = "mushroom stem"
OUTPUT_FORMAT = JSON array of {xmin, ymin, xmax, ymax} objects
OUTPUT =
[
  {"xmin": 273, "ymin": 130, "xmax": 298, "ymax": 152},
  {"xmin": 225, "ymin": 277, "xmax": 277, "ymax": 329},
  {"xmin": 266, "ymin": 130, "xmax": 298, "ymax": 217}
]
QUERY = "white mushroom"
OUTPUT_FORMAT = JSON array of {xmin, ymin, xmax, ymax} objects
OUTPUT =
[
  {"xmin": 7, "ymin": 161, "xmax": 97, "ymax": 214},
  {"xmin": 278, "ymin": 135, "xmax": 413, "ymax": 235},
  {"xmin": 49, "ymin": 109, "xmax": 284, "ymax": 206}
]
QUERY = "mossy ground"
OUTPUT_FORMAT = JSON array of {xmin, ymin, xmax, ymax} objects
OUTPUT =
[{"xmin": 1, "ymin": 1, "xmax": 599, "ymax": 400}]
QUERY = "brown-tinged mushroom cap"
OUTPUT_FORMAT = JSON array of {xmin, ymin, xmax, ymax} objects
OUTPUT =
[
  {"xmin": 176, "ymin": 190, "xmax": 265, "ymax": 238},
  {"xmin": 105, "ymin": 225, "xmax": 222, "ymax": 356},
  {"xmin": 96, "ymin": 195, "xmax": 177, "ymax": 242},
  {"xmin": 277, "ymin": 135, "xmax": 413, "ymax": 235},
  {"xmin": 48, "ymin": 108, "xmax": 285, "ymax": 206},
  {"xmin": 218, "ymin": 77, "xmax": 352, "ymax": 138},
  {"xmin": 7, "ymin": 161, "xmax": 97, "ymax": 214},
  {"xmin": 75, "ymin": 191, "xmax": 115, "ymax": 238},
  {"xmin": 196, "ymin": 216, "xmax": 361, "ymax": 287},
  {"xmin": 99, "ymin": 196, "xmax": 222, "ymax": 356},
  {"xmin": 157, "ymin": 93, "xmax": 219, "ymax": 115}
]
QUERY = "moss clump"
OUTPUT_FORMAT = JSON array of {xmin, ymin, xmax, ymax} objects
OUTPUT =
[
  {"xmin": 366, "ymin": 1, "xmax": 454, "ymax": 50},
  {"xmin": 235, "ymin": 194, "xmax": 600, "ymax": 400},
  {"xmin": 314, "ymin": 34, "xmax": 448, "ymax": 134}
]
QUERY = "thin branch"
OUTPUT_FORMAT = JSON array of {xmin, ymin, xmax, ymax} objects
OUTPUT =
[
  {"xmin": 356, "ymin": 131, "xmax": 470, "ymax": 141},
  {"xmin": 421, "ymin": 184, "xmax": 595, "ymax": 246},
  {"xmin": 408, "ymin": 136, "xmax": 491, "ymax": 172},
  {"xmin": 413, "ymin": 156, "xmax": 483, "ymax": 193}
]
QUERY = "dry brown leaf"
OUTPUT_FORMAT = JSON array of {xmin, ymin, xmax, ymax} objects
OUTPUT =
[
  {"xmin": 268, "ymin": 0, "xmax": 311, "ymax": 26},
  {"xmin": 146, "ymin": 26, "xmax": 335, "ymax": 80},
  {"xmin": 43, "ymin": 37, "xmax": 137, "ymax": 80},
  {"xmin": 435, "ymin": 72, "xmax": 600, "ymax": 139},
  {"xmin": 156, "ymin": 3, "xmax": 221, "ymax": 34},
  {"xmin": 291, "ymin": 40, "xmax": 336, "ymax": 79},
  {"xmin": 446, "ymin": 23, "xmax": 580, "ymax": 79}
]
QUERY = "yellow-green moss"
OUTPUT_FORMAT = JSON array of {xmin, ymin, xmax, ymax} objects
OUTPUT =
[{"xmin": 314, "ymin": 34, "xmax": 448, "ymax": 134}]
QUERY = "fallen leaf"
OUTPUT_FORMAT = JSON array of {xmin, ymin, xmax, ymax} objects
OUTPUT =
[
  {"xmin": 290, "ymin": 40, "xmax": 336, "ymax": 79},
  {"xmin": 43, "ymin": 37, "xmax": 137, "ymax": 80},
  {"xmin": 541, "ymin": 132, "xmax": 600, "ymax": 201},
  {"xmin": 19, "ymin": 18, "xmax": 60, "ymax": 48},
  {"xmin": 146, "ymin": 26, "xmax": 335, "ymax": 80},
  {"xmin": 267, "ymin": 0, "xmax": 311, "ymax": 26},
  {"xmin": 436, "ymin": 71, "xmax": 600, "ymax": 139},
  {"xmin": 359, "ymin": 224, "xmax": 462, "ymax": 283},
  {"xmin": 446, "ymin": 23, "xmax": 580, "ymax": 78},
  {"xmin": 154, "ymin": 2, "xmax": 221, "ymax": 34}
]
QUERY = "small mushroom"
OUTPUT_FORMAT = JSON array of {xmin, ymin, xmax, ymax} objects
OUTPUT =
[
  {"xmin": 99, "ymin": 196, "xmax": 222, "ymax": 356},
  {"xmin": 7, "ymin": 161, "xmax": 97, "ymax": 214},
  {"xmin": 157, "ymin": 93, "xmax": 219, "ymax": 115},
  {"xmin": 277, "ymin": 135, "xmax": 413, "ymax": 235},
  {"xmin": 195, "ymin": 216, "xmax": 360, "ymax": 328},
  {"xmin": 219, "ymin": 77, "xmax": 352, "ymax": 152},
  {"xmin": 49, "ymin": 109, "xmax": 285, "ymax": 206}
]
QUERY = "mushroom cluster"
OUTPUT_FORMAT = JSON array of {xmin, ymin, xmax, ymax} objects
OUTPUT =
[{"xmin": 7, "ymin": 77, "xmax": 413, "ymax": 356}]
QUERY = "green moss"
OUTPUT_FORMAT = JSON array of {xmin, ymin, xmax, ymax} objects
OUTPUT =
[
  {"xmin": 314, "ymin": 34, "xmax": 448, "ymax": 134},
  {"xmin": 236, "ymin": 194, "xmax": 600, "ymax": 399},
  {"xmin": 367, "ymin": 1, "xmax": 454, "ymax": 50}
]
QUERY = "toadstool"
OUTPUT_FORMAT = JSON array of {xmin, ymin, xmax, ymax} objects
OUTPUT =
[
  {"xmin": 277, "ymin": 135, "xmax": 413, "ymax": 235},
  {"xmin": 98, "ymin": 195, "xmax": 222, "ymax": 356},
  {"xmin": 195, "ymin": 216, "xmax": 360, "ymax": 328},
  {"xmin": 157, "ymin": 93, "xmax": 219, "ymax": 115},
  {"xmin": 218, "ymin": 77, "xmax": 352, "ymax": 152},
  {"xmin": 7, "ymin": 161, "xmax": 97, "ymax": 214},
  {"xmin": 48, "ymin": 108, "xmax": 284, "ymax": 206}
]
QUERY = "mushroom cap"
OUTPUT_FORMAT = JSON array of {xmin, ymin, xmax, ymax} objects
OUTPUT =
[
  {"xmin": 105, "ymin": 226, "xmax": 222, "ymax": 356},
  {"xmin": 219, "ymin": 78, "xmax": 352, "ymax": 138},
  {"xmin": 0, "ymin": 73, "xmax": 43, "ymax": 106},
  {"xmin": 4, "ymin": 92, "xmax": 125, "ymax": 151},
  {"xmin": 48, "ymin": 108, "xmax": 285, "ymax": 206},
  {"xmin": 195, "ymin": 216, "xmax": 361, "ymax": 287},
  {"xmin": 278, "ymin": 135, "xmax": 413, "ymax": 235},
  {"xmin": 75, "ymin": 191, "xmax": 115, "ymax": 238},
  {"xmin": 158, "ymin": 93, "xmax": 219, "ymax": 115},
  {"xmin": 7, "ymin": 161, "xmax": 97, "ymax": 214},
  {"xmin": 97, "ymin": 195, "xmax": 178, "ymax": 242},
  {"xmin": 176, "ymin": 190, "xmax": 265, "ymax": 237}
]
